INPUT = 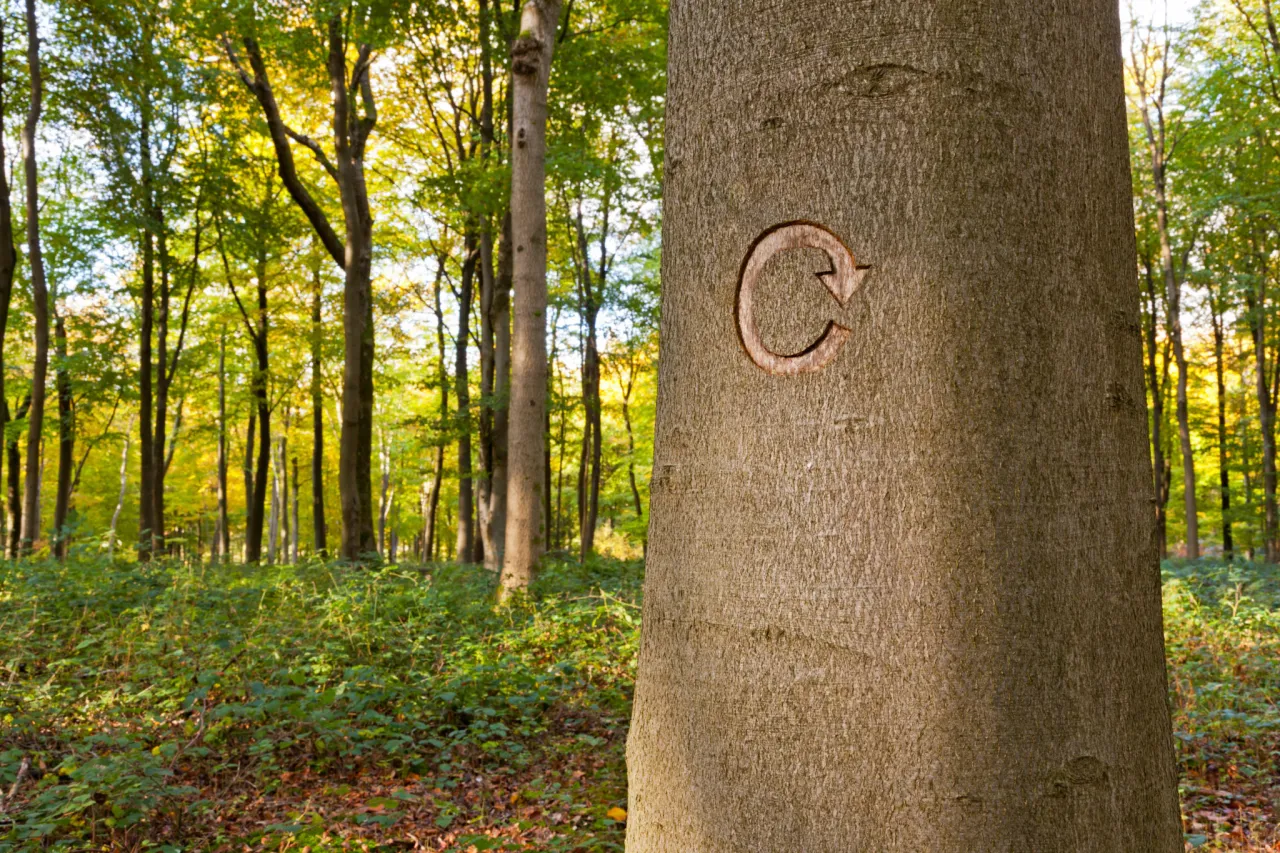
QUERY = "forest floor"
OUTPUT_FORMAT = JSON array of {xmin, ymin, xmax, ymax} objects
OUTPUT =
[{"xmin": 0, "ymin": 555, "xmax": 1275, "ymax": 852}]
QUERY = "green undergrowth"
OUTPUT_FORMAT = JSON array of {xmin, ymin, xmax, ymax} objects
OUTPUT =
[
  {"xmin": 1, "ymin": 554, "xmax": 1277, "ymax": 851},
  {"xmin": 1163, "ymin": 559, "xmax": 1280, "ymax": 850},
  {"xmin": 0, "ymin": 555, "xmax": 642, "ymax": 851}
]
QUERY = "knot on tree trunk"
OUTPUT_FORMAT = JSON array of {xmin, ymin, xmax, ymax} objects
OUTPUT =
[{"xmin": 511, "ymin": 33, "xmax": 543, "ymax": 76}]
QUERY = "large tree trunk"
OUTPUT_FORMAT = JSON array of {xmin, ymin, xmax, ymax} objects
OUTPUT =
[
  {"xmin": 310, "ymin": 268, "xmax": 326, "ymax": 555},
  {"xmin": 626, "ymin": 3, "xmax": 1182, "ymax": 850},
  {"xmin": 326, "ymin": 19, "xmax": 378, "ymax": 562},
  {"xmin": 499, "ymin": 0, "xmax": 562, "ymax": 598},
  {"xmin": 18, "ymin": 0, "xmax": 45, "ymax": 555},
  {"xmin": 52, "ymin": 315, "xmax": 72, "ymax": 558}
]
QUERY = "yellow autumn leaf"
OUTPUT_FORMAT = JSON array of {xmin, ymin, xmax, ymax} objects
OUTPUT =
[{"xmin": 607, "ymin": 807, "xmax": 627, "ymax": 822}]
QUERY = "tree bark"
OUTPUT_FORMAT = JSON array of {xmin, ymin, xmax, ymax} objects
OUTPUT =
[
  {"xmin": 626, "ymin": 3, "xmax": 1182, "ymax": 850},
  {"xmin": 18, "ymin": 0, "xmax": 45, "ymax": 555},
  {"xmin": 499, "ymin": 0, "xmax": 562, "ymax": 597},
  {"xmin": 52, "ymin": 315, "xmax": 72, "ymax": 558}
]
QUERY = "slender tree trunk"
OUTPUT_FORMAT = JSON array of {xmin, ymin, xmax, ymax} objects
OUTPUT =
[
  {"xmin": 4, "ymin": 395, "xmax": 27, "ymax": 559},
  {"xmin": 243, "ymin": 411, "xmax": 255, "ymax": 536},
  {"xmin": 456, "ymin": 236, "xmax": 478, "ymax": 562},
  {"xmin": 626, "ymin": 4, "xmax": 1182, "ymax": 849},
  {"xmin": 425, "ymin": 259, "xmax": 448, "ymax": 562},
  {"xmin": 0, "ymin": 22, "xmax": 17, "ymax": 548},
  {"xmin": 378, "ymin": 430, "xmax": 390, "ymax": 556},
  {"xmin": 578, "ymin": 318, "xmax": 602, "ymax": 561},
  {"xmin": 18, "ymin": 0, "xmax": 45, "ymax": 555},
  {"xmin": 487, "ymin": 218, "xmax": 512, "ymax": 567},
  {"xmin": 1211, "ymin": 290, "xmax": 1233, "ymax": 560},
  {"xmin": 246, "ymin": 272, "xmax": 270, "ymax": 563},
  {"xmin": 52, "ymin": 315, "xmax": 72, "ymax": 558},
  {"xmin": 107, "ymin": 413, "xmax": 134, "ymax": 560},
  {"xmin": 216, "ymin": 328, "xmax": 230, "ymax": 561},
  {"xmin": 1248, "ymin": 260, "xmax": 1278, "ymax": 562},
  {"xmin": 311, "ymin": 267, "xmax": 326, "ymax": 555},
  {"xmin": 138, "ymin": 122, "xmax": 156, "ymax": 560},
  {"xmin": 1142, "ymin": 256, "xmax": 1170, "ymax": 558},
  {"xmin": 499, "ymin": 0, "xmax": 562, "ymax": 598},
  {"xmin": 151, "ymin": 229, "xmax": 172, "ymax": 555},
  {"xmin": 290, "ymin": 455, "xmax": 298, "ymax": 563}
]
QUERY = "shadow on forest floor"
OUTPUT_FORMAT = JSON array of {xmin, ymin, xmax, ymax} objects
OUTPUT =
[{"xmin": 0, "ymin": 555, "xmax": 1274, "ymax": 851}]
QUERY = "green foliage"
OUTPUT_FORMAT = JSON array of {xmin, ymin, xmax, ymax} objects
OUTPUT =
[
  {"xmin": 1164, "ymin": 559, "xmax": 1280, "ymax": 849},
  {"xmin": 0, "ymin": 555, "xmax": 640, "ymax": 850}
]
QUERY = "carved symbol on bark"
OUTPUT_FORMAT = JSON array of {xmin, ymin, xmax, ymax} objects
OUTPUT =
[{"xmin": 735, "ymin": 221, "xmax": 869, "ymax": 376}]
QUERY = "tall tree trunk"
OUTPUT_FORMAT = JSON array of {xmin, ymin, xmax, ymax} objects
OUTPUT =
[
  {"xmin": 227, "ymin": 19, "xmax": 377, "ymax": 562},
  {"xmin": 499, "ymin": 0, "xmax": 562, "ymax": 598},
  {"xmin": 243, "ymin": 410, "xmax": 256, "ymax": 540},
  {"xmin": 0, "ymin": 21, "xmax": 17, "ymax": 547},
  {"xmin": 487, "ymin": 218, "xmax": 512, "ymax": 567},
  {"xmin": 290, "ymin": 455, "xmax": 299, "ymax": 563},
  {"xmin": 310, "ymin": 267, "xmax": 326, "ymax": 555},
  {"xmin": 216, "ymin": 327, "xmax": 230, "ymax": 561},
  {"xmin": 52, "ymin": 315, "xmax": 72, "ymax": 558},
  {"xmin": 425, "ymin": 260, "xmax": 448, "ymax": 562},
  {"xmin": 4, "ymin": 395, "xmax": 28, "ymax": 559},
  {"xmin": 151, "ymin": 228, "xmax": 173, "ymax": 555},
  {"xmin": 578, "ymin": 317, "xmax": 601, "ymax": 561},
  {"xmin": 326, "ymin": 20, "xmax": 378, "ymax": 563},
  {"xmin": 626, "ymin": 3, "xmax": 1182, "ymax": 849},
  {"xmin": 18, "ymin": 0, "xmax": 45, "ymax": 555},
  {"xmin": 1130, "ymin": 25, "xmax": 1197, "ymax": 558},
  {"xmin": 137, "ymin": 80, "xmax": 157, "ymax": 561},
  {"xmin": 1211, "ymin": 286, "xmax": 1233, "ymax": 560},
  {"xmin": 455, "ymin": 236, "xmax": 478, "ymax": 562},
  {"xmin": 378, "ymin": 430, "xmax": 390, "ymax": 556},
  {"xmin": 1247, "ymin": 253, "xmax": 1278, "ymax": 562},
  {"xmin": 245, "ymin": 270, "xmax": 270, "ymax": 563}
]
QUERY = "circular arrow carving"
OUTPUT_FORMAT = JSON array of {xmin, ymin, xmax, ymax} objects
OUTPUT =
[{"xmin": 735, "ymin": 221, "xmax": 869, "ymax": 376}]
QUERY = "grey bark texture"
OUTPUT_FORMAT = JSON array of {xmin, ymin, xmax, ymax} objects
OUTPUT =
[
  {"xmin": 626, "ymin": 2, "xmax": 1182, "ymax": 851},
  {"xmin": 499, "ymin": 0, "xmax": 561, "ymax": 599}
]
